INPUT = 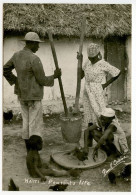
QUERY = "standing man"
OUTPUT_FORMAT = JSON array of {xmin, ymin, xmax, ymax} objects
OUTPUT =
[{"xmin": 3, "ymin": 32, "xmax": 61, "ymax": 153}]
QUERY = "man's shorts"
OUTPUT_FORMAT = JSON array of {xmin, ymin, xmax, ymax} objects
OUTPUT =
[{"xmin": 19, "ymin": 100, "xmax": 43, "ymax": 139}]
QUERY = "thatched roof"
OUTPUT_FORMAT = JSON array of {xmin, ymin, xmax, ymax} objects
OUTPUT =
[{"xmin": 3, "ymin": 4, "xmax": 131, "ymax": 38}]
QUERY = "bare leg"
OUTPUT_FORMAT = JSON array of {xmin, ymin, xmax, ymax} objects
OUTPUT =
[
  {"xmin": 106, "ymin": 134, "xmax": 121, "ymax": 157},
  {"xmin": 24, "ymin": 139, "xmax": 30, "ymax": 154},
  {"xmin": 84, "ymin": 128, "xmax": 100, "ymax": 152},
  {"xmin": 91, "ymin": 130, "xmax": 112, "ymax": 156},
  {"xmin": 39, "ymin": 168, "xmax": 69, "ymax": 177},
  {"xmin": 42, "ymin": 163, "xmax": 49, "ymax": 169},
  {"xmin": 84, "ymin": 129, "xmax": 90, "ymax": 149},
  {"xmin": 91, "ymin": 130, "xmax": 103, "ymax": 143},
  {"xmin": 87, "ymin": 123, "xmax": 94, "ymax": 147}
]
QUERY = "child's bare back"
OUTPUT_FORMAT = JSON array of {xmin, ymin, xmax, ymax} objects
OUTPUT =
[{"xmin": 26, "ymin": 135, "xmax": 80, "ymax": 181}]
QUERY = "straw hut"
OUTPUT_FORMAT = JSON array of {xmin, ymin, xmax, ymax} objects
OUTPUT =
[{"xmin": 3, "ymin": 4, "xmax": 131, "ymax": 111}]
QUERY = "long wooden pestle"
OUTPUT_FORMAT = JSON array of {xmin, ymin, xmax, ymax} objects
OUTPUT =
[
  {"xmin": 48, "ymin": 30, "xmax": 68, "ymax": 116},
  {"xmin": 74, "ymin": 16, "xmax": 86, "ymax": 114}
]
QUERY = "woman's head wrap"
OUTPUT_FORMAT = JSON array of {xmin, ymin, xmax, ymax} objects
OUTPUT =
[{"xmin": 87, "ymin": 43, "xmax": 100, "ymax": 58}]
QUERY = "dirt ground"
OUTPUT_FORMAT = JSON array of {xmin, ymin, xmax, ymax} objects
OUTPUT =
[{"xmin": 3, "ymin": 111, "xmax": 131, "ymax": 191}]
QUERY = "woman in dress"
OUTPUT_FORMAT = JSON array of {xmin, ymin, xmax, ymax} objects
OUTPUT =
[{"xmin": 79, "ymin": 43, "xmax": 121, "ymax": 127}]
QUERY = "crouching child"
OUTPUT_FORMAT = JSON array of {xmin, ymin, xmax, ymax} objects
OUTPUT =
[
  {"xmin": 83, "ymin": 108, "xmax": 129, "ymax": 160},
  {"xmin": 26, "ymin": 135, "xmax": 80, "ymax": 181}
]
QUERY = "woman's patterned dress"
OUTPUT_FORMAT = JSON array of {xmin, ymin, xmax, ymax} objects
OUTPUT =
[{"xmin": 83, "ymin": 59, "xmax": 120, "ymax": 127}]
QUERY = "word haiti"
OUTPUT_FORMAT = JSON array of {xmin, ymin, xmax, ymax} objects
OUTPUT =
[{"xmin": 102, "ymin": 155, "xmax": 127, "ymax": 177}]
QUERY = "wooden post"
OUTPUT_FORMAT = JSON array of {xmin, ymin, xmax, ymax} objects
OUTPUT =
[
  {"xmin": 74, "ymin": 16, "xmax": 86, "ymax": 113},
  {"xmin": 47, "ymin": 30, "xmax": 68, "ymax": 116}
]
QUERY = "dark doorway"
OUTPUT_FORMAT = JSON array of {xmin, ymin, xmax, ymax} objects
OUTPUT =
[{"xmin": 104, "ymin": 36, "xmax": 128, "ymax": 102}]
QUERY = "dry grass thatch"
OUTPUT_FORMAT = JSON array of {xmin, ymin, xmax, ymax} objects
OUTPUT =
[{"xmin": 3, "ymin": 4, "xmax": 131, "ymax": 38}]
